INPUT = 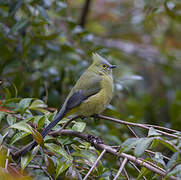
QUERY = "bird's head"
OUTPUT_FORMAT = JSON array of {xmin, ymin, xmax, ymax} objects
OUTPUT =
[{"xmin": 89, "ymin": 53, "xmax": 116, "ymax": 76}]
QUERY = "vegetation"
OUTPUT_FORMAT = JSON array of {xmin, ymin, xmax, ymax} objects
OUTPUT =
[{"xmin": 0, "ymin": 0, "xmax": 181, "ymax": 179}]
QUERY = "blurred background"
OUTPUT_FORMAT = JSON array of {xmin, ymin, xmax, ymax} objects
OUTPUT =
[
  {"xmin": 1, "ymin": 0, "xmax": 181, "ymax": 179},
  {"xmin": 0, "ymin": 0, "xmax": 181, "ymax": 136}
]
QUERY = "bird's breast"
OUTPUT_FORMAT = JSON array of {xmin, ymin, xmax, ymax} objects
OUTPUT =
[{"xmin": 77, "ymin": 75, "xmax": 114, "ymax": 116}]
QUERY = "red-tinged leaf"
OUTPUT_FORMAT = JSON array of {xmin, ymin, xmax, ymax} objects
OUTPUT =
[
  {"xmin": 0, "ymin": 107, "xmax": 13, "ymax": 113},
  {"xmin": 31, "ymin": 128, "xmax": 44, "ymax": 147},
  {"xmin": 45, "ymin": 156, "xmax": 55, "ymax": 176}
]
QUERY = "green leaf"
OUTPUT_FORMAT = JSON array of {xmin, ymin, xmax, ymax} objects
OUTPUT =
[
  {"xmin": 45, "ymin": 143, "xmax": 72, "ymax": 161},
  {"xmin": 164, "ymin": 0, "xmax": 181, "ymax": 23},
  {"xmin": 0, "ymin": 134, "xmax": 3, "ymax": 145},
  {"xmin": 37, "ymin": 116, "xmax": 46, "ymax": 130},
  {"xmin": 134, "ymin": 138, "xmax": 153, "ymax": 157},
  {"xmin": 4, "ymin": 88, "xmax": 11, "ymax": 99},
  {"xmin": 12, "ymin": 83, "xmax": 18, "ymax": 98},
  {"xmin": 65, "ymin": 165, "xmax": 79, "ymax": 180},
  {"xmin": 37, "ymin": 5, "xmax": 51, "ymax": 24},
  {"xmin": 35, "ymin": 33, "xmax": 59, "ymax": 41},
  {"xmin": 166, "ymin": 152, "xmax": 179, "ymax": 170},
  {"xmin": 72, "ymin": 122, "xmax": 86, "ymax": 132},
  {"xmin": 120, "ymin": 138, "xmax": 140, "ymax": 152},
  {"xmin": 152, "ymin": 152, "xmax": 166, "ymax": 168},
  {"xmin": 56, "ymin": 159, "xmax": 72, "ymax": 179},
  {"xmin": 21, "ymin": 154, "xmax": 32, "ymax": 171},
  {"xmin": 7, "ymin": 114, "xmax": 16, "ymax": 126},
  {"xmin": 166, "ymin": 164, "xmax": 181, "ymax": 178},
  {"xmin": 11, "ymin": 19, "xmax": 29, "ymax": 33},
  {"xmin": 17, "ymin": 98, "xmax": 33, "ymax": 114},
  {"xmin": 2, "ymin": 98, "xmax": 21, "ymax": 106},
  {"xmin": 45, "ymin": 155, "xmax": 55, "ymax": 176},
  {"xmin": 9, "ymin": 132, "xmax": 29, "ymax": 145},
  {"xmin": 170, "ymin": 91, "xmax": 181, "ymax": 130},
  {"xmin": 136, "ymin": 167, "xmax": 150, "ymax": 180},
  {"xmin": 29, "ymin": 99, "xmax": 47, "ymax": 110},
  {"xmin": 72, "ymin": 149, "xmax": 98, "ymax": 166},
  {"xmin": 9, "ymin": 121, "xmax": 32, "ymax": 134},
  {"xmin": 0, "ymin": 112, "xmax": 5, "ymax": 122},
  {"xmin": 48, "ymin": 111, "xmax": 57, "ymax": 122},
  {"xmin": 156, "ymin": 138, "xmax": 177, "ymax": 152},
  {"xmin": 31, "ymin": 128, "xmax": 44, "ymax": 147},
  {"xmin": 148, "ymin": 127, "xmax": 162, "ymax": 137},
  {"xmin": 21, "ymin": 147, "xmax": 39, "ymax": 171},
  {"xmin": 57, "ymin": 136, "xmax": 73, "ymax": 146},
  {"xmin": 9, "ymin": 0, "xmax": 24, "ymax": 16}
]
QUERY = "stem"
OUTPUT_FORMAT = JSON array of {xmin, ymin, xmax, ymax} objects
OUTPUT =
[
  {"xmin": 83, "ymin": 149, "xmax": 106, "ymax": 180},
  {"xmin": 113, "ymin": 158, "xmax": 128, "ymax": 180}
]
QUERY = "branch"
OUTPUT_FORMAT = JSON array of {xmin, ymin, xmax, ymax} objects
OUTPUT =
[
  {"xmin": 129, "ymin": 161, "xmax": 147, "ymax": 180},
  {"xmin": 12, "ymin": 114, "xmax": 180, "ymax": 159},
  {"xmin": 98, "ymin": 115, "xmax": 181, "ymax": 139},
  {"xmin": 5, "ymin": 149, "xmax": 10, "ymax": 171},
  {"xmin": 33, "ymin": 159, "xmax": 53, "ymax": 180},
  {"xmin": 113, "ymin": 157, "xmax": 128, "ymax": 180},
  {"xmin": 50, "ymin": 129, "xmax": 177, "ymax": 180},
  {"xmin": 12, "ymin": 115, "xmax": 81, "ymax": 158},
  {"xmin": 79, "ymin": 0, "xmax": 92, "ymax": 28},
  {"xmin": 83, "ymin": 149, "xmax": 106, "ymax": 180}
]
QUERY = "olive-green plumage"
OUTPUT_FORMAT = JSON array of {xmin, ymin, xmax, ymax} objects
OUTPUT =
[{"xmin": 21, "ymin": 53, "xmax": 116, "ymax": 155}]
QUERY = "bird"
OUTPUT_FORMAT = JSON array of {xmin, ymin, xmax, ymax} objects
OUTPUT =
[{"xmin": 19, "ymin": 53, "xmax": 116, "ymax": 156}]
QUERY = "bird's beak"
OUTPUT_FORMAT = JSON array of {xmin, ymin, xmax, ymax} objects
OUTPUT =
[{"xmin": 110, "ymin": 65, "xmax": 116, "ymax": 69}]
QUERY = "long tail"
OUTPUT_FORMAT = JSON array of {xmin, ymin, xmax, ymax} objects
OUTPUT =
[{"xmin": 20, "ymin": 108, "xmax": 67, "ymax": 156}]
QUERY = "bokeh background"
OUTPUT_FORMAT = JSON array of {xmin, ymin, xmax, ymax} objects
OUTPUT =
[
  {"xmin": 0, "ymin": 0, "xmax": 181, "ymax": 179},
  {"xmin": 1, "ymin": 0, "xmax": 181, "ymax": 129}
]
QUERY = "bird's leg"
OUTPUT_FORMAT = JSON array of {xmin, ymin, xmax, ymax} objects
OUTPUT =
[
  {"xmin": 87, "ymin": 134, "xmax": 104, "ymax": 146},
  {"xmin": 91, "ymin": 114, "xmax": 100, "ymax": 122},
  {"xmin": 80, "ymin": 115, "xmax": 86, "ymax": 120}
]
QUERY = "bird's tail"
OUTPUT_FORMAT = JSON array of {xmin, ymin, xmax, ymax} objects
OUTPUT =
[
  {"xmin": 42, "ymin": 108, "xmax": 67, "ymax": 137},
  {"xmin": 20, "ymin": 108, "xmax": 67, "ymax": 156}
]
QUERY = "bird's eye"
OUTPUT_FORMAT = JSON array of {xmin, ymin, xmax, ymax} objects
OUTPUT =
[{"xmin": 102, "ymin": 64, "xmax": 107, "ymax": 69}]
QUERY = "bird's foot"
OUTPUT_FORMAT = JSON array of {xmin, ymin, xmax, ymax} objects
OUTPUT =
[
  {"xmin": 87, "ymin": 134, "xmax": 104, "ymax": 146},
  {"xmin": 91, "ymin": 114, "xmax": 100, "ymax": 121},
  {"xmin": 80, "ymin": 115, "xmax": 86, "ymax": 120}
]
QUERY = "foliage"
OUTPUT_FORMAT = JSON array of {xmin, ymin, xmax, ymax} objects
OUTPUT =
[{"xmin": 0, "ymin": 0, "xmax": 181, "ymax": 179}]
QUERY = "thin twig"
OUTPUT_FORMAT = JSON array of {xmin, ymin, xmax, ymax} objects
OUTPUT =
[
  {"xmin": 2, "ymin": 131, "xmax": 9, "ymax": 140},
  {"xmin": 33, "ymin": 159, "xmax": 53, "ymax": 180},
  {"xmin": 129, "ymin": 161, "xmax": 147, "ymax": 180},
  {"xmin": 113, "ymin": 157, "xmax": 128, "ymax": 180},
  {"xmin": 138, "ymin": 157, "xmax": 166, "ymax": 173},
  {"xmin": 51, "ymin": 129, "xmax": 177, "ymax": 180},
  {"xmin": 146, "ymin": 124, "xmax": 180, "ymax": 134},
  {"xmin": 127, "ymin": 125, "xmax": 153, "ymax": 159},
  {"xmin": 111, "ymin": 146, "xmax": 170, "ymax": 161},
  {"xmin": 145, "ymin": 149, "xmax": 170, "ymax": 161},
  {"xmin": 10, "ymin": 163, "xmax": 45, "ymax": 169},
  {"xmin": 79, "ymin": 0, "xmax": 91, "ymax": 28},
  {"xmin": 75, "ymin": 165, "xmax": 96, "ymax": 180},
  {"xmin": 122, "ymin": 168, "xmax": 130, "ymax": 180},
  {"xmin": 61, "ymin": 115, "xmax": 81, "ymax": 130},
  {"xmin": 154, "ymin": 137, "xmax": 181, "ymax": 154},
  {"xmin": 12, "ymin": 115, "xmax": 80, "ymax": 157},
  {"xmin": 83, "ymin": 149, "xmax": 106, "ymax": 180},
  {"xmin": 98, "ymin": 115, "xmax": 180, "ymax": 139},
  {"xmin": 5, "ymin": 149, "xmax": 10, "ymax": 172},
  {"xmin": 126, "ymin": 125, "xmax": 139, "ymax": 138}
]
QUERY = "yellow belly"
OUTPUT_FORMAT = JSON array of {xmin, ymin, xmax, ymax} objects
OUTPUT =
[{"xmin": 76, "ymin": 75, "xmax": 113, "ymax": 116}]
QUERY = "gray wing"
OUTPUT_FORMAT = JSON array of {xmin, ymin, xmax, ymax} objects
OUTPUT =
[{"xmin": 65, "ymin": 74, "xmax": 102, "ymax": 111}]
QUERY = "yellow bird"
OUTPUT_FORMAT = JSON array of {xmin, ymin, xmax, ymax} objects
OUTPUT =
[{"xmin": 21, "ymin": 53, "xmax": 116, "ymax": 155}]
